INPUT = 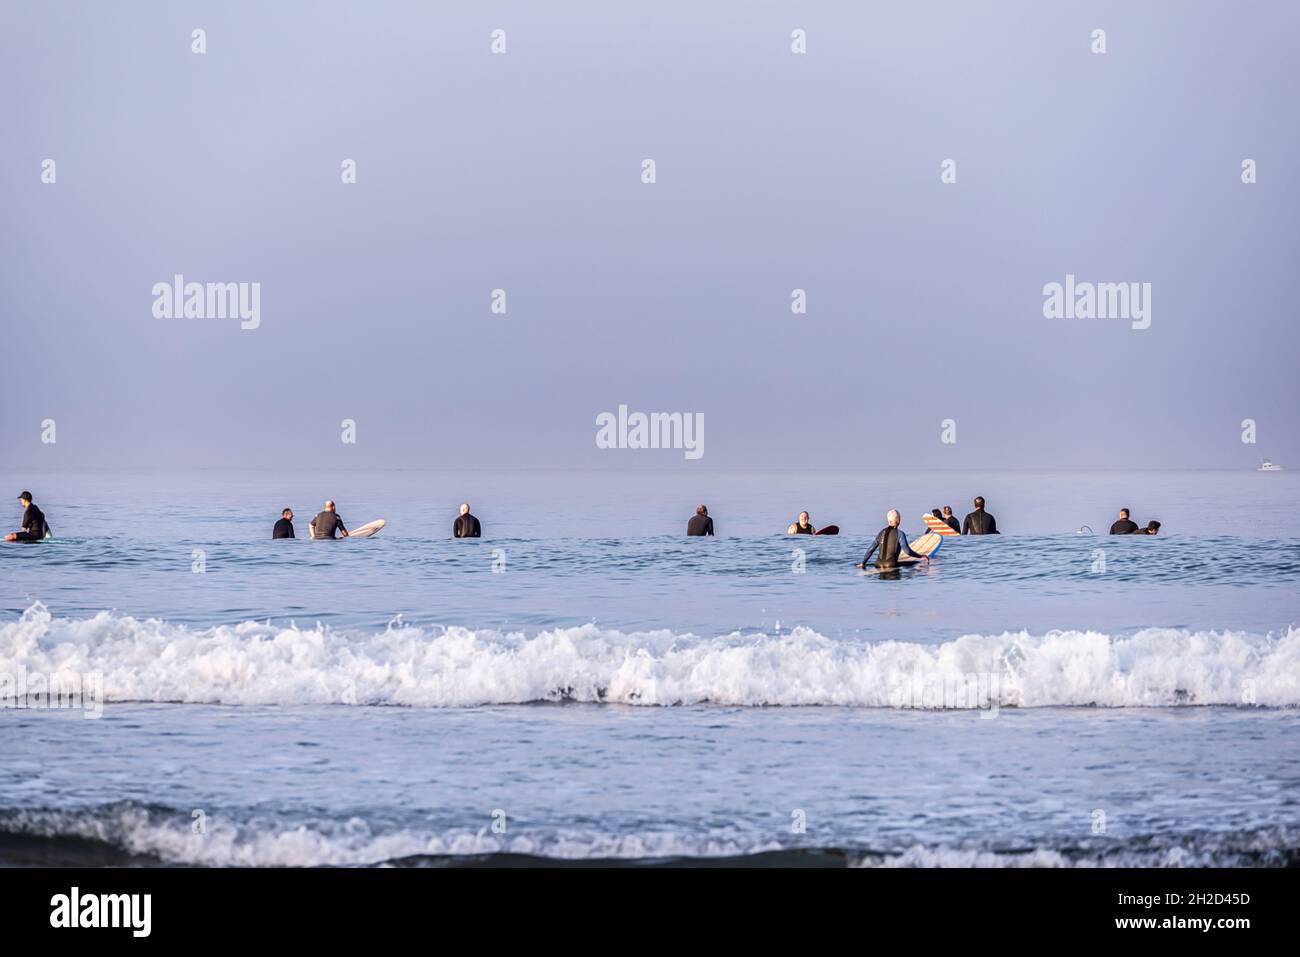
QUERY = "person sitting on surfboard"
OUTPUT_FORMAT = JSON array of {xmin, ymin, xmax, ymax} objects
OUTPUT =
[
  {"xmin": 1109, "ymin": 508, "xmax": 1139, "ymax": 535},
  {"xmin": 858, "ymin": 509, "xmax": 927, "ymax": 570},
  {"xmin": 941, "ymin": 506, "xmax": 961, "ymax": 534},
  {"xmin": 273, "ymin": 508, "xmax": 295, "ymax": 539},
  {"xmin": 453, "ymin": 503, "xmax": 482, "ymax": 538},
  {"xmin": 788, "ymin": 511, "xmax": 815, "ymax": 535},
  {"xmin": 310, "ymin": 500, "xmax": 348, "ymax": 539},
  {"xmin": 686, "ymin": 505, "xmax": 714, "ymax": 536},
  {"xmin": 5, "ymin": 491, "xmax": 50, "ymax": 542},
  {"xmin": 961, "ymin": 497, "xmax": 999, "ymax": 535}
]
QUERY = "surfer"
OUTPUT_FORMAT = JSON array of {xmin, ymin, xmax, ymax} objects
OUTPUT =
[
  {"xmin": 5, "ymin": 491, "xmax": 50, "ymax": 542},
  {"xmin": 453, "ymin": 503, "xmax": 482, "ymax": 538},
  {"xmin": 961, "ymin": 497, "xmax": 999, "ymax": 535},
  {"xmin": 273, "ymin": 508, "xmax": 295, "ymax": 539},
  {"xmin": 309, "ymin": 500, "xmax": 349, "ymax": 539},
  {"xmin": 686, "ymin": 505, "xmax": 714, "ymax": 536},
  {"xmin": 788, "ymin": 511, "xmax": 816, "ymax": 535},
  {"xmin": 857, "ymin": 509, "xmax": 928, "ymax": 570},
  {"xmin": 941, "ymin": 506, "xmax": 961, "ymax": 533},
  {"xmin": 1134, "ymin": 520, "xmax": 1161, "ymax": 536},
  {"xmin": 1109, "ymin": 509, "xmax": 1139, "ymax": 535}
]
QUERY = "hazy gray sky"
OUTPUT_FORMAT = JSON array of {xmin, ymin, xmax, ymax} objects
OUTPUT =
[{"xmin": 2, "ymin": 1, "xmax": 1296, "ymax": 470}]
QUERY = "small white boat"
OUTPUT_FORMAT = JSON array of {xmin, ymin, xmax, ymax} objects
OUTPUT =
[{"xmin": 1258, "ymin": 460, "xmax": 1284, "ymax": 472}]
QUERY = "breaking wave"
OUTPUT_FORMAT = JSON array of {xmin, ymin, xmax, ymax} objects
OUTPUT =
[
  {"xmin": 1, "ymin": 805, "xmax": 1295, "ymax": 867},
  {"xmin": 2, "ymin": 604, "xmax": 1297, "ymax": 709}
]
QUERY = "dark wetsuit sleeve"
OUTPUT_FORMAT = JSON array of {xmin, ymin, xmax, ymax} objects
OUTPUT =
[
  {"xmin": 962, "ymin": 514, "xmax": 972, "ymax": 535},
  {"xmin": 453, "ymin": 517, "xmax": 461, "ymax": 537},
  {"xmin": 706, "ymin": 518, "xmax": 714, "ymax": 536},
  {"xmin": 337, "ymin": 517, "xmax": 347, "ymax": 534},
  {"xmin": 861, "ymin": 530, "xmax": 882, "ymax": 565}
]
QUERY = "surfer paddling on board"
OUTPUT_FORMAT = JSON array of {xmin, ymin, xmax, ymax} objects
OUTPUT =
[
  {"xmin": 858, "ymin": 509, "xmax": 927, "ymax": 570},
  {"xmin": 5, "ymin": 491, "xmax": 50, "ymax": 542},
  {"xmin": 687, "ymin": 505, "xmax": 714, "ymax": 536},
  {"xmin": 788, "ymin": 511, "xmax": 815, "ymax": 535},
  {"xmin": 961, "ymin": 497, "xmax": 999, "ymax": 535},
  {"xmin": 309, "ymin": 500, "xmax": 348, "ymax": 539},
  {"xmin": 453, "ymin": 503, "xmax": 482, "ymax": 538}
]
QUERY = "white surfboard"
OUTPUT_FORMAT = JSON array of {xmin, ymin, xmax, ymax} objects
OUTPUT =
[
  {"xmin": 907, "ymin": 531, "xmax": 943, "ymax": 558},
  {"xmin": 309, "ymin": 518, "xmax": 385, "ymax": 539}
]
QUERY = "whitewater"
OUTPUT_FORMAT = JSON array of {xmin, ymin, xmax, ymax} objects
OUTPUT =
[{"xmin": 3, "ymin": 604, "xmax": 1298, "ymax": 709}]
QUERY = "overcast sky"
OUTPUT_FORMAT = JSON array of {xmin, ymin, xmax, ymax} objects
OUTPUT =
[{"xmin": 2, "ymin": 0, "xmax": 1296, "ymax": 470}]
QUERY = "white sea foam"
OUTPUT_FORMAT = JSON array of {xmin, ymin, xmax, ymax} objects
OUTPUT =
[
  {"xmin": 856, "ymin": 837, "xmax": 1299, "ymax": 868},
  {"xmin": 2, "ymin": 604, "xmax": 1297, "ymax": 709},
  {"xmin": 0, "ymin": 806, "xmax": 777, "ymax": 867},
  {"xmin": 3, "ymin": 806, "xmax": 1294, "ymax": 868}
]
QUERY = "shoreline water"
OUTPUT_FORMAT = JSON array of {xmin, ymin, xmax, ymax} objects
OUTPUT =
[{"xmin": 3, "ymin": 702, "xmax": 1298, "ymax": 868}]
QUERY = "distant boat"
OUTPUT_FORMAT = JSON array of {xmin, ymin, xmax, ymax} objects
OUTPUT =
[{"xmin": 1258, "ymin": 460, "xmax": 1284, "ymax": 472}]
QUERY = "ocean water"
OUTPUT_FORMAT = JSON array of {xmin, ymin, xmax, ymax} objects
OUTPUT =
[{"xmin": 1, "ymin": 469, "xmax": 1298, "ymax": 866}]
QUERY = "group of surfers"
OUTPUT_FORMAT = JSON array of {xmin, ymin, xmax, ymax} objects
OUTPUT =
[
  {"xmin": 270, "ymin": 501, "xmax": 483, "ymax": 539},
  {"xmin": 5, "ymin": 493, "xmax": 1161, "ymax": 568}
]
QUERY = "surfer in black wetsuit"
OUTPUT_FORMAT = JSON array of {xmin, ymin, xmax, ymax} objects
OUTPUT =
[
  {"xmin": 941, "ymin": 506, "xmax": 961, "ymax": 533},
  {"xmin": 273, "ymin": 508, "xmax": 295, "ymax": 539},
  {"xmin": 310, "ymin": 500, "xmax": 348, "ymax": 539},
  {"xmin": 1109, "ymin": 509, "xmax": 1139, "ymax": 535},
  {"xmin": 686, "ymin": 505, "xmax": 714, "ymax": 536},
  {"xmin": 1134, "ymin": 520, "xmax": 1161, "ymax": 536},
  {"xmin": 962, "ymin": 497, "xmax": 999, "ymax": 535},
  {"xmin": 789, "ymin": 511, "xmax": 815, "ymax": 534},
  {"xmin": 858, "ymin": 509, "xmax": 927, "ymax": 570},
  {"xmin": 5, "ymin": 491, "xmax": 50, "ymax": 542},
  {"xmin": 453, "ymin": 503, "xmax": 482, "ymax": 538}
]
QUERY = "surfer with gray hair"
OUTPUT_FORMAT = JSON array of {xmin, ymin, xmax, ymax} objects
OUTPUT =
[{"xmin": 858, "ymin": 509, "xmax": 927, "ymax": 570}]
